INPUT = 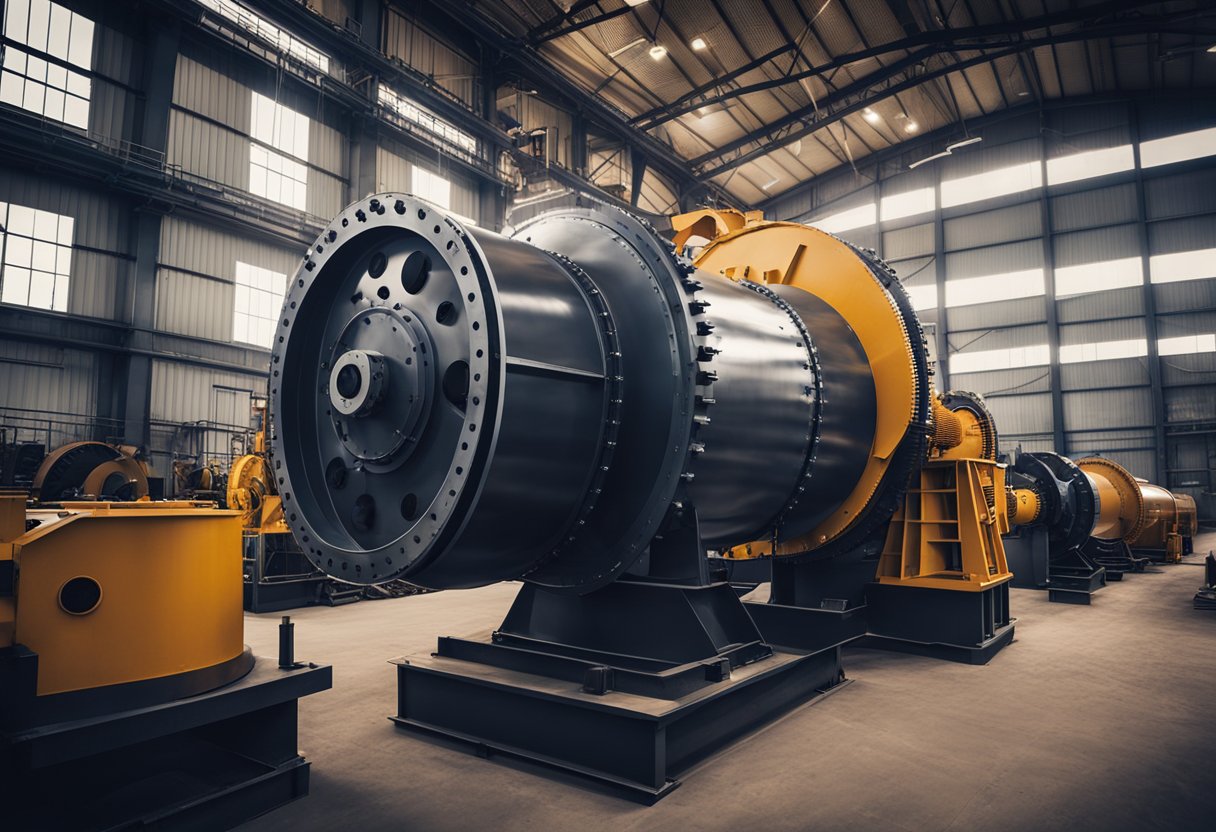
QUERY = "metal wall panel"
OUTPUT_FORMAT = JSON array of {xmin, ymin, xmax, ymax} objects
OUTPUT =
[
  {"xmin": 1058, "ymin": 317, "xmax": 1146, "ymax": 346},
  {"xmin": 307, "ymin": 168, "xmax": 346, "ymax": 220},
  {"xmin": 984, "ymin": 391, "xmax": 1054, "ymax": 435},
  {"xmin": 1053, "ymin": 223, "xmax": 1141, "ymax": 267},
  {"xmin": 0, "ymin": 340, "xmax": 99, "ymax": 434},
  {"xmin": 173, "ymin": 53, "xmax": 249, "ymax": 128},
  {"xmin": 167, "ymin": 110, "xmax": 248, "ymax": 189},
  {"xmin": 945, "ymin": 239, "xmax": 1042, "ymax": 279},
  {"xmin": 149, "ymin": 359, "xmax": 264, "ymax": 424},
  {"xmin": 1144, "ymin": 169, "xmax": 1216, "ymax": 220},
  {"xmin": 1153, "ymin": 278, "xmax": 1216, "ymax": 315},
  {"xmin": 940, "ymin": 136, "xmax": 1039, "ymax": 180},
  {"xmin": 384, "ymin": 10, "xmax": 478, "ymax": 107},
  {"xmin": 944, "ymin": 201, "xmax": 1041, "ymax": 250},
  {"xmin": 1056, "ymin": 287, "xmax": 1143, "ymax": 323},
  {"xmin": 1050, "ymin": 182, "xmax": 1138, "ymax": 233},
  {"xmin": 1060, "ymin": 358, "xmax": 1150, "ymax": 390},
  {"xmin": 883, "ymin": 223, "xmax": 933, "ymax": 260},
  {"xmin": 891, "ymin": 255, "xmax": 936, "ymax": 287},
  {"xmin": 1062, "ymin": 388, "xmax": 1153, "ymax": 429},
  {"xmin": 376, "ymin": 143, "xmax": 480, "ymax": 223},
  {"xmin": 155, "ymin": 216, "xmax": 299, "ymax": 342},
  {"xmin": 1148, "ymin": 214, "xmax": 1216, "ymax": 255},
  {"xmin": 950, "ymin": 323, "xmax": 1049, "ymax": 351},
  {"xmin": 947, "ymin": 298, "xmax": 1046, "ymax": 331},
  {"xmin": 1164, "ymin": 383, "xmax": 1216, "ymax": 423}
]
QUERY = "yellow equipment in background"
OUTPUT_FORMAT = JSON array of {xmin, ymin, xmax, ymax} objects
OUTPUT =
[
  {"xmin": 1078, "ymin": 457, "xmax": 1198, "ymax": 564},
  {"xmin": 228, "ymin": 416, "xmax": 287, "ymax": 536},
  {"xmin": 677, "ymin": 209, "xmax": 1013, "ymax": 662},
  {"xmin": 0, "ymin": 492, "xmax": 330, "ymax": 829}
]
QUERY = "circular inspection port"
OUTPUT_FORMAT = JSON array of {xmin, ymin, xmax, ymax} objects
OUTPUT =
[{"xmin": 59, "ymin": 576, "xmax": 102, "ymax": 615}]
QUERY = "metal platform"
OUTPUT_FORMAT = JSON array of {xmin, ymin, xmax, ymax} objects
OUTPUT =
[
  {"xmin": 860, "ymin": 581, "xmax": 1015, "ymax": 665},
  {"xmin": 1, "ymin": 657, "xmax": 332, "ymax": 831},
  {"xmin": 390, "ymin": 578, "xmax": 850, "ymax": 802}
]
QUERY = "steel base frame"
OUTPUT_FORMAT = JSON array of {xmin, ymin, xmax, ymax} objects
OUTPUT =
[
  {"xmin": 0, "ymin": 655, "xmax": 332, "ymax": 831},
  {"xmin": 859, "ymin": 581, "xmax": 1015, "ymax": 665},
  {"xmin": 1081, "ymin": 537, "xmax": 1149, "ymax": 580},
  {"xmin": 391, "ymin": 579, "xmax": 848, "ymax": 802},
  {"xmin": 1004, "ymin": 526, "xmax": 1107, "ymax": 605}
]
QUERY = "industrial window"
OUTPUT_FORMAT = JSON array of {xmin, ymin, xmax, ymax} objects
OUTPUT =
[
  {"xmin": 1149, "ymin": 248, "xmax": 1216, "ymax": 285},
  {"xmin": 0, "ymin": 201, "xmax": 73, "ymax": 312},
  {"xmin": 944, "ymin": 268, "xmax": 1045, "ymax": 307},
  {"xmin": 412, "ymin": 167, "xmax": 451, "ymax": 209},
  {"xmin": 939, "ymin": 161, "xmax": 1042, "ymax": 209},
  {"xmin": 949, "ymin": 344, "xmax": 1050, "ymax": 375},
  {"xmin": 233, "ymin": 261, "xmax": 286, "ymax": 349},
  {"xmin": 0, "ymin": 0, "xmax": 94, "ymax": 130},
  {"xmin": 1053, "ymin": 257, "xmax": 1143, "ymax": 297},
  {"xmin": 903, "ymin": 283, "xmax": 938, "ymax": 311},
  {"xmin": 1046, "ymin": 145, "xmax": 1135, "ymax": 186},
  {"xmin": 1158, "ymin": 333, "xmax": 1216, "ymax": 356},
  {"xmin": 379, "ymin": 84, "xmax": 477, "ymax": 156},
  {"xmin": 809, "ymin": 202, "xmax": 875, "ymax": 235},
  {"xmin": 249, "ymin": 92, "xmax": 309, "ymax": 211},
  {"xmin": 1058, "ymin": 338, "xmax": 1147, "ymax": 364},
  {"xmin": 1139, "ymin": 127, "xmax": 1216, "ymax": 169},
  {"xmin": 880, "ymin": 188, "xmax": 935, "ymax": 222},
  {"xmin": 198, "ymin": 0, "xmax": 329, "ymax": 74}
]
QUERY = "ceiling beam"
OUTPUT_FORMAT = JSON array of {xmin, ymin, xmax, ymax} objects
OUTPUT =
[
  {"xmin": 635, "ymin": 0, "xmax": 1164, "ymax": 131},
  {"xmin": 692, "ymin": 15, "xmax": 1214, "ymax": 181}
]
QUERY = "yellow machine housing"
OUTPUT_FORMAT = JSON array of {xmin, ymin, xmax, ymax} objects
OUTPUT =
[
  {"xmin": 1, "ymin": 494, "xmax": 247, "ymax": 696},
  {"xmin": 1077, "ymin": 457, "xmax": 1197, "ymax": 562}
]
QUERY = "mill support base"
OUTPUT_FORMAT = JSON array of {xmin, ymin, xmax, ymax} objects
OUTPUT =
[
  {"xmin": 1004, "ymin": 526, "xmax": 1106, "ymax": 605},
  {"xmin": 1082, "ymin": 538, "xmax": 1149, "ymax": 580},
  {"xmin": 859, "ymin": 581, "xmax": 1015, "ymax": 665},
  {"xmin": 390, "ymin": 579, "xmax": 847, "ymax": 802},
  {"xmin": 0, "ymin": 657, "xmax": 332, "ymax": 832}
]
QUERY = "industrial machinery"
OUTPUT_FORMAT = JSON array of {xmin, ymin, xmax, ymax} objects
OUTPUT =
[
  {"xmin": 0, "ymin": 493, "xmax": 330, "ymax": 829},
  {"xmin": 228, "ymin": 403, "xmax": 346, "ymax": 612},
  {"xmin": 678, "ymin": 209, "xmax": 1014, "ymax": 663},
  {"xmin": 1004, "ymin": 452, "xmax": 1199, "ymax": 602},
  {"xmin": 31, "ymin": 441, "xmax": 150, "ymax": 502},
  {"xmin": 270, "ymin": 193, "xmax": 983, "ymax": 798}
]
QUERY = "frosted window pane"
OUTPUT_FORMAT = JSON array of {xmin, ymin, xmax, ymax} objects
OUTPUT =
[
  {"xmin": 47, "ymin": 3, "xmax": 70, "ymax": 60},
  {"xmin": 67, "ymin": 14, "xmax": 93, "ymax": 68},
  {"xmin": 1149, "ymin": 248, "xmax": 1216, "ymax": 284},
  {"xmin": 1158, "ymin": 334, "xmax": 1216, "ymax": 356},
  {"xmin": 881, "ymin": 188, "xmax": 935, "ymax": 222},
  {"xmin": 2, "ymin": 267, "xmax": 31, "ymax": 304},
  {"xmin": 941, "ymin": 161, "xmax": 1042, "ymax": 208},
  {"xmin": 810, "ymin": 202, "xmax": 875, "ymax": 234},
  {"xmin": 27, "ymin": 270, "xmax": 54, "ymax": 308},
  {"xmin": 1054, "ymin": 257, "xmax": 1143, "ymax": 297},
  {"xmin": 904, "ymin": 283, "xmax": 938, "ymax": 311},
  {"xmin": 1140, "ymin": 127, "xmax": 1216, "ymax": 168},
  {"xmin": 1047, "ymin": 145, "xmax": 1134, "ymax": 185},
  {"xmin": 950, "ymin": 344, "xmax": 1051, "ymax": 374},
  {"xmin": 1058, "ymin": 338, "xmax": 1147, "ymax": 364},
  {"xmin": 945, "ymin": 268, "xmax": 1046, "ymax": 307},
  {"xmin": 6, "ymin": 236, "xmax": 32, "ymax": 267}
]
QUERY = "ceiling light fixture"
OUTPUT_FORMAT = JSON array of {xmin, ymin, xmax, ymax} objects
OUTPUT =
[
  {"xmin": 607, "ymin": 37, "xmax": 646, "ymax": 58},
  {"xmin": 1208, "ymin": 44, "xmax": 1216, "ymax": 52},
  {"xmin": 946, "ymin": 136, "xmax": 982, "ymax": 152},
  {"xmin": 904, "ymin": 121, "xmax": 919, "ymax": 134},
  {"xmin": 761, "ymin": 177, "xmax": 780, "ymax": 191},
  {"xmin": 907, "ymin": 151, "xmax": 951, "ymax": 170},
  {"xmin": 649, "ymin": 44, "xmax": 668, "ymax": 60},
  {"xmin": 623, "ymin": 0, "xmax": 651, "ymax": 7},
  {"xmin": 790, "ymin": 139, "xmax": 802, "ymax": 156},
  {"xmin": 691, "ymin": 36, "xmax": 707, "ymax": 50},
  {"xmin": 862, "ymin": 107, "xmax": 881, "ymax": 124}
]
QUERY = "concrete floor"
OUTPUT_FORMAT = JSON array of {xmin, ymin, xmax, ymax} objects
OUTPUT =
[{"xmin": 243, "ymin": 533, "xmax": 1216, "ymax": 832}]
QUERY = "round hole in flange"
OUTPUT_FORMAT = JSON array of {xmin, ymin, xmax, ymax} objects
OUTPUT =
[
  {"xmin": 59, "ymin": 576, "xmax": 102, "ymax": 615},
  {"xmin": 353, "ymin": 494, "xmax": 376, "ymax": 532},
  {"xmin": 401, "ymin": 493, "xmax": 419, "ymax": 521},
  {"xmin": 368, "ymin": 251, "xmax": 387, "ymax": 278},
  {"xmin": 436, "ymin": 301, "xmax": 457, "ymax": 325},
  {"xmin": 336, "ymin": 364, "xmax": 362, "ymax": 399},
  {"xmin": 443, "ymin": 360, "xmax": 469, "ymax": 409},
  {"xmin": 326, "ymin": 458, "xmax": 348, "ymax": 489},
  {"xmin": 401, "ymin": 251, "xmax": 431, "ymax": 294},
  {"xmin": 377, "ymin": 285, "xmax": 391, "ymax": 300}
]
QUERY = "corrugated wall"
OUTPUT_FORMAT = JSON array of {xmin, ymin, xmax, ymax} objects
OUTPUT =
[
  {"xmin": 767, "ymin": 98, "xmax": 1216, "ymax": 504},
  {"xmin": 0, "ymin": 340, "xmax": 100, "ymax": 448},
  {"xmin": 155, "ymin": 215, "xmax": 301, "ymax": 344},
  {"xmin": 376, "ymin": 142, "xmax": 481, "ymax": 222},
  {"xmin": 383, "ymin": 10, "xmax": 479, "ymax": 108}
]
